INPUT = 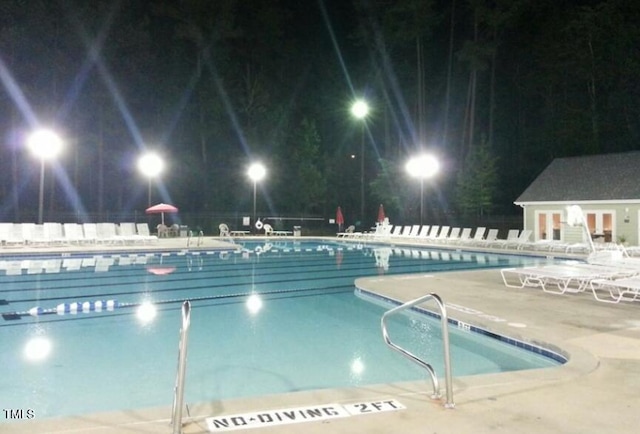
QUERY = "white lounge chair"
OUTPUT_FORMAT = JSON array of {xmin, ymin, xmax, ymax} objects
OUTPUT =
[
  {"xmin": 416, "ymin": 225, "xmax": 431, "ymax": 238},
  {"xmin": 116, "ymin": 222, "xmax": 145, "ymax": 244},
  {"xmin": 25, "ymin": 224, "xmax": 48, "ymax": 246},
  {"xmin": 411, "ymin": 225, "xmax": 422, "ymax": 237},
  {"xmin": 389, "ymin": 226, "xmax": 402, "ymax": 237},
  {"xmin": 589, "ymin": 276, "xmax": 640, "ymax": 303},
  {"xmin": 337, "ymin": 225, "xmax": 355, "ymax": 238},
  {"xmin": 377, "ymin": 223, "xmax": 394, "ymax": 238},
  {"xmin": 136, "ymin": 223, "xmax": 158, "ymax": 243},
  {"xmin": 443, "ymin": 227, "xmax": 461, "ymax": 243},
  {"xmin": 469, "ymin": 227, "xmax": 486, "ymax": 244},
  {"xmin": 506, "ymin": 229, "xmax": 533, "ymax": 250},
  {"xmin": 425, "ymin": 225, "xmax": 440, "ymax": 240},
  {"xmin": 97, "ymin": 223, "xmax": 125, "ymax": 244},
  {"xmin": 19, "ymin": 223, "xmax": 37, "ymax": 245},
  {"xmin": 472, "ymin": 228, "xmax": 498, "ymax": 246},
  {"xmin": 530, "ymin": 239, "xmax": 590, "ymax": 254},
  {"xmin": 501, "ymin": 263, "xmax": 637, "ymax": 294},
  {"xmin": 454, "ymin": 228, "xmax": 473, "ymax": 245},
  {"xmin": 2, "ymin": 223, "xmax": 24, "ymax": 247},
  {"xmin": 0, "ymin": 223, "xmax": 13, "ymax": 245},
  {"xmin": 366, "ymin": 223, "xmax": 393, "ymax": 239},
  {"xmin": 63, "ymin": 223, "xmax": 87, "ymax": 244},
  {"xmin": 397, "ymin": 226, "xmax": 412, "ymax": 237},
  {"xmin": 82, "ymin": 223, "xmax": 103, "ymax": 244},
  {"xmin": 434, "ymin": 226, "xmax": 450, "ymax": 242},
  {"xmin": 219, "ymin": 223, "xmax": 230, "ymax": 237},
  {"xmin": 489, "ymin": 229, "xmax": 520, "ymax": 248},
  {"xmin": 43, "ymin": 222, "xmax": 66, "ymax": 245}
]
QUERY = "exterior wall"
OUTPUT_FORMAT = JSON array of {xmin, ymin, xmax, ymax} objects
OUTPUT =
[
  {"xmin": 615, "ymin": 206, "xmax": 637, "ymax": 245},
  {"xmin": 520, "ymin": 203, "xmax": 640, "ymax": 247}
]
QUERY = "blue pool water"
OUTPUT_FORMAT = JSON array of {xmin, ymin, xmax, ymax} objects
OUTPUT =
[{"xmin": 0, "ymin": 240, "xmax": 559, "ymax": 420}]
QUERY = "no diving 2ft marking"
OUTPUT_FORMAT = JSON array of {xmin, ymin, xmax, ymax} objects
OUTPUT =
[{"xmin": 206, "ymin": 399, "xmax": 405, "ymax": 432}]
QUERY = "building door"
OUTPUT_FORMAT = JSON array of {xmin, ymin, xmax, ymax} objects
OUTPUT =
[
  {"xmin": 585, "ymin": 211, "xmax": 614, "ymax": 242},
  {"xmin": 536, "ymin": 211, "xmax": 562, "ymax": 241}
]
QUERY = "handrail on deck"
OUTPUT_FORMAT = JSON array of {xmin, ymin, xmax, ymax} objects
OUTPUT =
[
  {"xmin": 171, "ymin": 301, "xmax": 191, "ymax": 433},
  {"xmin": 186, "ymin": 230, "xmax": 204, "ymax": 248},
  {"xmin": 381, "ymin": 293, "xmax": 455, "ymax": 408}
]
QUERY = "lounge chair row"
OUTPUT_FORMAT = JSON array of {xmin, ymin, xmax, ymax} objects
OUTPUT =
[
  {"xmin": 336, "ymin": 224, "xmax": 611, "ymax": 254},
  {"xmin": 501, "ymin": 252, "xmax": 640, "ymax": 304},
  {"xmin": 338, "ymin": 225, "xmax": 538, "ymax": 250},
  {"xmin": 0, "ymin": 222, "xmax": 158, "ymax": 247}
]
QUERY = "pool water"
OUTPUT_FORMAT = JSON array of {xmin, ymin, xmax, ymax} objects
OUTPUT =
[{"xmin": 0, "ymin": 240, "xmax": 558, "ymax": 419}]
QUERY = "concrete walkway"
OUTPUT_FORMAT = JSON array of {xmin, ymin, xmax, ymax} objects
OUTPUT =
[{"xmin": 3, "ymin": 241, "xmax": 640, "ymax": 433}]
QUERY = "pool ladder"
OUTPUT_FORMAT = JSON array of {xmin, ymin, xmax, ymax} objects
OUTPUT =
[
  {"xmin": 171, "ymin": 301, "xmax": 191, "ymax": 434},
  {"xmin": 186, "ymin": 230, "xmax": 204, "ymax": 248},
  {"xmin": 381, "ymin": 293, "xmax": 455, "ymax": 408}
]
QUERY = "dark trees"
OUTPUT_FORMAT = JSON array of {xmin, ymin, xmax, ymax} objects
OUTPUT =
[{"xmin": 1, "ymin": 0, "xmax": 639, "ymax": 224}]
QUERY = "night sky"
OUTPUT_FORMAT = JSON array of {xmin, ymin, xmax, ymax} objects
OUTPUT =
[{"xmin": 1, "ymin": 0, "xmax": 639, "ymax": 229}]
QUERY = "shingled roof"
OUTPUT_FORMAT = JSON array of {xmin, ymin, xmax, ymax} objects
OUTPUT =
[{"xmin": 515, "ymin": 151, "xmax": 640, "ymax": 204}]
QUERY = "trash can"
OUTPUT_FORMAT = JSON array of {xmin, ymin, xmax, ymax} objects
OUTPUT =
[
  {"xmin": 293, "ymin": 226, "xmax": 301, "ymax": 237},
  {"xmin": 179, "ymin": 225, "xmax": 189, "ymax": 237}
]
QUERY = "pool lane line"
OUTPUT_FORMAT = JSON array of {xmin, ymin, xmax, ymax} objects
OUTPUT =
[
  {"xmin": 0, "ymin": 264, "xmax": 385, "ymax": 304},
  {"xmin": 0, "ymin": 285, "xmax": 352, "ymax": 321},
  {"xmin": 0, "ymin": 248, "xmax": 486, "ymax": 293},
  {"xmin": 0, "ymin": 242, "xmax": 469, "ymax": 281},
  {"xmin": 0, "ymin": 256, "xmax": 485, "ymax": 302},
  {"xmin": 0, "ymin": 253, "xmax": 373, "ymax": 292},
  {"xmin": 0, "ymin": 287, "xmax": 352, "ymax": 327}
]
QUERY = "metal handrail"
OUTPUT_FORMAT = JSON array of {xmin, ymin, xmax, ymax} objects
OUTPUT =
[
  {"xmin": 381, "ymin": 293, "xmax": 455, "ymax": 408},
  {"xmin": 186, "ymin": 230, "xmax": 203, "ymax": 248},
  {"xmin": 171, "ymin": 301, "xmax": 192, "ymax": 433}
]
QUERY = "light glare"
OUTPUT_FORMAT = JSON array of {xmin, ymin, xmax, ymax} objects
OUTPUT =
[
  {"xmin": 248, "ymin": 163, "xmax": 267, "ymax": 182},
  {"xmin": 351, "ymin": 357, "xmax": 365, "ymax": 375},
  {"xmin": 136, "ymin": 301, "xmax": 157, "ymax": 324},
  {"xmin": 566, "ymin": 205, "xmax": 584, "ymax": 227},
  {"xmin": 27, "ymin": 129, "xmax": 63, "ymax": 160},
  {"xmin": 24, "ymin": 336, "xmax": 52, "ymax": 362},
  {"xmin": 351, "ymin": 100, "xmax": 369, "ymax": 119},
  {"xmin": 138, "ymin": 152, "xmax": 164, "ymax": 178},
  {"xmin": 406, "ymin": 154, "xmax": 439, "ymax": 179},
  {"xmin": 246, "ymin": 294, "xmax": 263, "ymax": 314}
]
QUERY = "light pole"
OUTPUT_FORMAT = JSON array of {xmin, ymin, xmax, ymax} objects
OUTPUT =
[
  {"xmin": 247, "ymin": 162, "xmax": 266, "ymax": 229},
  {"xmin": 27, "ymin": 129, "xmax": 63, "ymax": 224},
  {"xmin": 351, "ymin": 99, "xmax": 369, "ymax": 224},
  {"xmin": 138, "ymin": 152, "xmax": 164, "ymax": 208},
  {"xmin": 406, "ymin": 154, "xmax": 439, "ymax": 225}
]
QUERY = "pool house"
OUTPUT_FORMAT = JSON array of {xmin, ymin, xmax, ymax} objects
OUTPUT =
[{"xmin": 514, "ymin": 151, "xmax": 640, "ymax": 247}]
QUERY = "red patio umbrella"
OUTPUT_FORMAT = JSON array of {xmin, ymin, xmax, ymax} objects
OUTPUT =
[
  {"xmin": 145, "ymin": 202, "xmax": 178, "ymax": 225},
  {"xmin": 336, "ymin": 206, "xmax": 345, "ymax": 231},
  {"xmin": 377, "ymin": 204, "xmax": 386, "ymax": 223}
]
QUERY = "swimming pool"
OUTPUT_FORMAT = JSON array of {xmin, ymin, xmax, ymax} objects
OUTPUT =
[{"xmin": 0, "ymin": 240, "xmax": 559, "ymax": 420}]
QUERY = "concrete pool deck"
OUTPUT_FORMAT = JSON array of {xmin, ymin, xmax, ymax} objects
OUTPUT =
[{"xmin": 3, "ymin": 238, "xmax": 640, "ymax": 433}]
